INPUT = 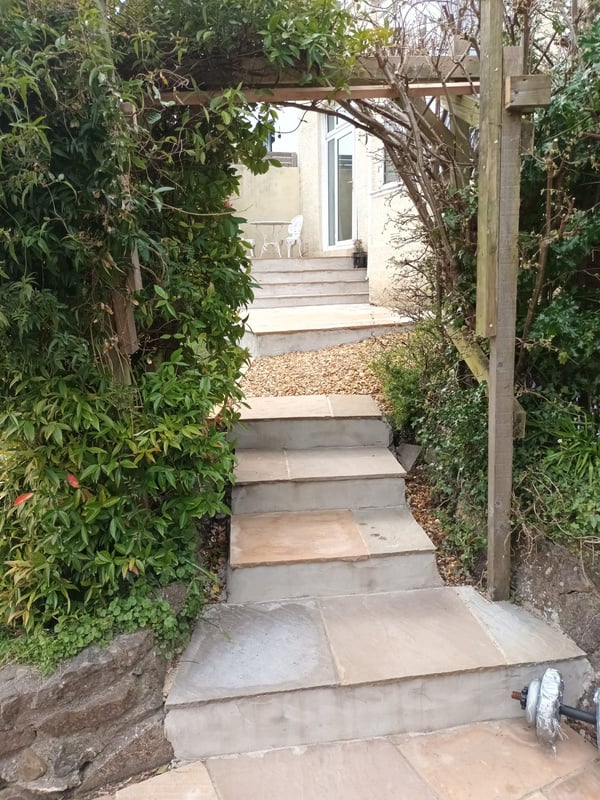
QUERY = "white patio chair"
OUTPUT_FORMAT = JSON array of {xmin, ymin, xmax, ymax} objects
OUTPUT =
[{"xmin": 283, "ymin": 214, "xmax": 303, "ymax": 257}]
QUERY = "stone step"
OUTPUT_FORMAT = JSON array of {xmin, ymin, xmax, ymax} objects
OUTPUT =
[
  {"xmin": 234, "ymin": 395, "xmax": 392, "ymax": 450},
  {"xmin": 232, "ymin": 446, "xmax": 405, "ymax": 514},
  {"xmin": 253, "ymin": 280, "xmax": 366, "ymax": 296},
  {"xmin": 250, "ymin": 292, "xmax": 369, "ymax": 308},
  {"xmin": 228, "ymin": 506, "xmax": 442, "ymax": 603},
  {"xmin": 252, "ymin": 256, "xmax": 354, "ymax": 272},
  {"xmin": 242, "ymin": 303, "xmax": 409, "ymax": 357},
  {"xmin": 255, "ymin": 270, "xmax": 367, "ymax": 286},
  {"xmin": 164, "ymin": 585, "xmax": 590, "ymax": 760}
]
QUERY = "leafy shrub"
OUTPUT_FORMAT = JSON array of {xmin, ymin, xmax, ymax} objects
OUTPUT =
[
  {"xmin": 0, "ymin": 0, "xmax": 364, "ymax": 664},
  {"xmin": 374, "ymin": 321, "xmax": 489, "ymax": 573},
  {"xmin": 372, "ymin": 321, "xmax": 449, "ymax": 440}
]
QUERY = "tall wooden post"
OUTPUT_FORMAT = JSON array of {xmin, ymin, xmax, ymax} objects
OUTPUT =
[
  {"xmin": 486, "ymin": 47, "xmax": 523, "ymax": 601},
  {"xmin": 477, "ymin": 1, "xmax": 523, "ymax": 601}
]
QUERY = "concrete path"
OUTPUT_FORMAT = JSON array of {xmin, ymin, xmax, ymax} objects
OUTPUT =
[{"xmin": 112, "ymin": 719, "xmax": 600, "ymax": 799}]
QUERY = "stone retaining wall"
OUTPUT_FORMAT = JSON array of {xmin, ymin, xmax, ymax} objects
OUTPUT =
[
  {"xmin": 0, "ymin": 630, "xmax": 172, "ymax": 800},
  {"xmin": 515, "ymin": 540, "xmax": 600, "ymax": 701}
]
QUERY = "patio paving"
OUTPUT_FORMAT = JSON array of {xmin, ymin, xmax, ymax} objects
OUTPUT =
[{"xmin": 112, "ymin": 719, "xmax": 600, "ymax": 800}]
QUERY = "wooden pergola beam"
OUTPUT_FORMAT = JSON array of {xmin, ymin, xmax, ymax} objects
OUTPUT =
[
  {"xmin": 161, "ymin": 82, "xmax": 480, "ymax": 106},
  {"xmin": 190, "ymin": 53, "xmax": 480, "ymax": 90}
]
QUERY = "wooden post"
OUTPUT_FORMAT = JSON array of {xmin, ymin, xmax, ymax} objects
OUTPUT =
[
  {"xmin": 486, "ymin": 47, "xmax": 523, "ymax": 601},
  {"xmin": 476, "ymin": 0, "xmax": 504, "ymax": 338}
]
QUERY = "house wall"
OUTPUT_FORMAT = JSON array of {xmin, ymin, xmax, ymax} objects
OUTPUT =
[
  {"xmin": 234, "ymin": 107, "xmax": 423, "ymax": 309},
  {"xmin": 234, "ymin": 163, "xmax": 300, "ymax": 253},
  {"xmin": 297, "ymin": 112, "xmax": 420, "ymax": 306}
]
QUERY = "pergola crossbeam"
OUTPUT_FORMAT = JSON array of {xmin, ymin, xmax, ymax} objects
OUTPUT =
[{"xmin": 161, "ymin": 82, "xmax": 480, "ymax": 106}]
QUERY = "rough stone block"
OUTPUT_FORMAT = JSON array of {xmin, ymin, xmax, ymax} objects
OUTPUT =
[{"xmin": 77, "ymin": 712, "xmax": 173, "ymax": 794}]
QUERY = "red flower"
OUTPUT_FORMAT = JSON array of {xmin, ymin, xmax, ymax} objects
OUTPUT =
[
  {"xmin": 66, "ymin": 473, "xmax": 80, "ymax": 489},
  {"xmin": 13, "ymin": 493, "xmax": 34, "ymax": 507}
]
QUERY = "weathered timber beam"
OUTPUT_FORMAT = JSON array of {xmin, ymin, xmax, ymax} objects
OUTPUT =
[
  {"xmin": 356, "ymin": 54, "xmax": 480, "ymax": 83},
  {"xmin": 505, "ymin": 74, "xmax": 552, "ymax": 111},
  {"xmin": 188, "ymin": 54, "xmax": 481, "ymax": 89},
  {"xmin": 440, "ymin": 94, "xmax": 480, "ymax": 127},
  {"xmin": 160, "ymin": 82, "xmax": 480, "ymax": 106}
]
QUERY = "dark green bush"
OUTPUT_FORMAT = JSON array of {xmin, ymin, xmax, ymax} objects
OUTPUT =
[{"xmin": 0, "ymin": 0, "xmax": 358, "ymax": 661}]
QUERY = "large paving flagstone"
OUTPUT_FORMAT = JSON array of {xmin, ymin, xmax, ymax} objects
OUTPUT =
[
  {"xmin": 116, "ymin": 762, "xmax": 218, "ymax": 800},
  {"xmin": 392, "ymin": 719, "xmax": 599, "ymax": 800},
  {"xmin": 167, "ymin": 600, "xmax": 336, "ymax": 705},
  {"xmin": 205, "ymin": 738, "xmax": 438, "ymax": 800},
  {"xmin": 113, "ymin": 721, "xmax": 600, "ymax": 800},
  {"xmin": 319, "ymin": 586, "xmax": 505, "ymax": 684},
  {"xmin": 230, "ymin": 509, "xmax": 369, "ymax": 566}
]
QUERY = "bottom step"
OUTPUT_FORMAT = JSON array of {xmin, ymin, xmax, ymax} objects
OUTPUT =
[
  {"xmin": 165, "ymin": 586, "xmax": 590, "ymax": 760},
  {"xmin": 117, "ymin": 719, "xmax": 600, "ymax": 800}
]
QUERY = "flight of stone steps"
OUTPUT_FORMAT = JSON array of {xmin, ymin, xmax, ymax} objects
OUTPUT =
[
  {"xmin": 250, "ymin": 256, "xmax": 368, "ymax": 308},
  {"xmin": 164, "ymin": 395, "xmax": 590, "ymax": 761}
]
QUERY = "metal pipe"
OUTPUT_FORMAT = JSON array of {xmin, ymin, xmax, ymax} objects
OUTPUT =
[{"xmin": 559, "ymin": 704, "xmax": 597, "ymax": 725}]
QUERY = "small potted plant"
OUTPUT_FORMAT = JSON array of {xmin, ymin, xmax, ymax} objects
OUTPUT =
[{"xmin": 353, "ymin": 239, "xmax": 368, "ymax": 269}]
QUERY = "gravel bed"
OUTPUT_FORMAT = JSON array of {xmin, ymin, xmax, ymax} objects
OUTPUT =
[{"xmin": 240, "ymin": 333, "xmax": 407, "ymax": 404}]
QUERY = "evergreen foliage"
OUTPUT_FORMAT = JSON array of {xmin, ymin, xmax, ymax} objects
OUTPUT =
[{"xmin": 0, "ymin": 0, "xmax": 353, "ymax": 661}]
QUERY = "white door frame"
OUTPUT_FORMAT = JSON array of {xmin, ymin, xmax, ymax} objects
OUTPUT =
[{"xmin": 322, "ymin": 112, "xmax": 355, "ymax": 249}]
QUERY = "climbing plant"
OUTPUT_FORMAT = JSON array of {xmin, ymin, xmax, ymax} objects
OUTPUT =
[{"xmin": 0, "ymin": 0, "xmax": 359, "ymax": 660}]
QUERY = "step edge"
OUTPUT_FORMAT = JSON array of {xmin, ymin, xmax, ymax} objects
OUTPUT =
[
  {"xmin": 229, "ymin": 547, "xmax": 437, "ymax": 568},
  {"xmin": 234, "ymin": 471, "xmax": 406, "ymax": 487},
  {"xmin": 164, "ymin": 654, "xmax": 589, "ymax": 710}
]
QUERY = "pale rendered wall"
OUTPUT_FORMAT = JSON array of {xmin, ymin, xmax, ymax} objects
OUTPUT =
[
  {"xmin": 235, "ymin": 110, "xmax": 422, "ymax": 306},
  {"xmin": 296, "ymin": 114, "xmax": 422, "ymax": 309},
  {"xmin": 234, "ymin": 163, "xmax": 300, "ymax": 254},
  {"xmin": 297, "ymin": 112, "xmax": 326, "ymax": 258},
  {"xmin": 365, "ymin": 138, "xmax": 424, "ymax": 308}
]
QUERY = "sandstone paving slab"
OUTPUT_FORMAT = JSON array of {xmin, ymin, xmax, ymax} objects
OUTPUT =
[
  {"xmin": 286, "ymin": 446, "xmax": 404, "ymax": 480},
  {"xmin": 246, "ymin": 303, "xmax": 405, "ymax": 334},
  {"xmin": 320, "ymin": 587, "xmax": 505, "ymax": 684},
  {"xmin": 166, "ymin": 600, "xmax": 336, "ymax": 706},
  {"xmin": 230, "ymin": 510, "xmax": 369, "ymax": 566},
  {"xmin": 457, "ymin": 585, "xmax": 586, "ymax": 663},
  {"xmin": 115, "ymin": 762, "xmax": 218, "ymax": 800},
  {"xmin": 353, "ymin": 506, "xmax": 437, "ymax": 556},
  {"xmin": 240, "ymin": 395, "xmax": 332, "ymax": 420},
  {"xmin": 391, "ymin": 719, "xmax": 599, "ymax": 800},
  {"xmin": 205, "ymin": 738, "xmax": 439, "ymax": 800},
  {"xmin": 542, "ymin": 760, "xmax": 600, "ymax": 799},
  {"xmin": 235, "ymin": 447, "xmax": 404, "ymax": 486},
  {"xmin": 327, "ymin": 394, "xmax": 382, "ymax": 417},
  {"xmin": 235, "ymin": 449, "xmax": 289, "ymax": 483},
  {"xmin": 239, "ymin": 394, "xmax": 382, "ymax": 420}
]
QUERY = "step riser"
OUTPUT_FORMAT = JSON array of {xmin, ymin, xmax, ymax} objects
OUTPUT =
[
  {"xmin": 250, "ymin": 293, "xmax": 369, "ymax": 308},
  {"xmin": 254, "ymin": 281, "xmax": 365, "ymax": 295},
  {"xmin": 227, "ymin": 554, "xmax": 441, "ymax": 603},
  {"xmin": 233, "ymin": 419, "xmax": 392, "ymax": 450},
  {"xmin": 252, "ymin": 258, "xmax": 354, "ymax": 272},
  {"xmin": 255, "ymin": 271, "xmax": 366, "ymax": 285},
  {"xmin": 242, "ymin": 325, "xmax": 403, "ymax": 357},
  {"xmin": 165, "ymin": 656, "xmax": 590, "ymax": 760},
  {"xmin": 232, "ymin": 476, "xmax": 405, "ymax": 514}
]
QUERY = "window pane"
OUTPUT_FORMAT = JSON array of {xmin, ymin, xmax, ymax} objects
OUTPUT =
[
  {"xmin": 328, "ymin": 139, "xmax": 336, "ymax": 246},
  {"xmin": 337, "ymin": 132, "xmax": 353, "ymax": 242}
]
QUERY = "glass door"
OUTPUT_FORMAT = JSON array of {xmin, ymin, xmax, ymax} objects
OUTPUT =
[{"xmin": 325, "ymin": 114, "xmax": 354, "ymax": 247}]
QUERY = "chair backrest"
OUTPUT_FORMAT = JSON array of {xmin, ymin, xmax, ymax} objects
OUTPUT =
[{"xmin": 288, "ymin": 214, "xmax": 303, "ymax": 238}]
